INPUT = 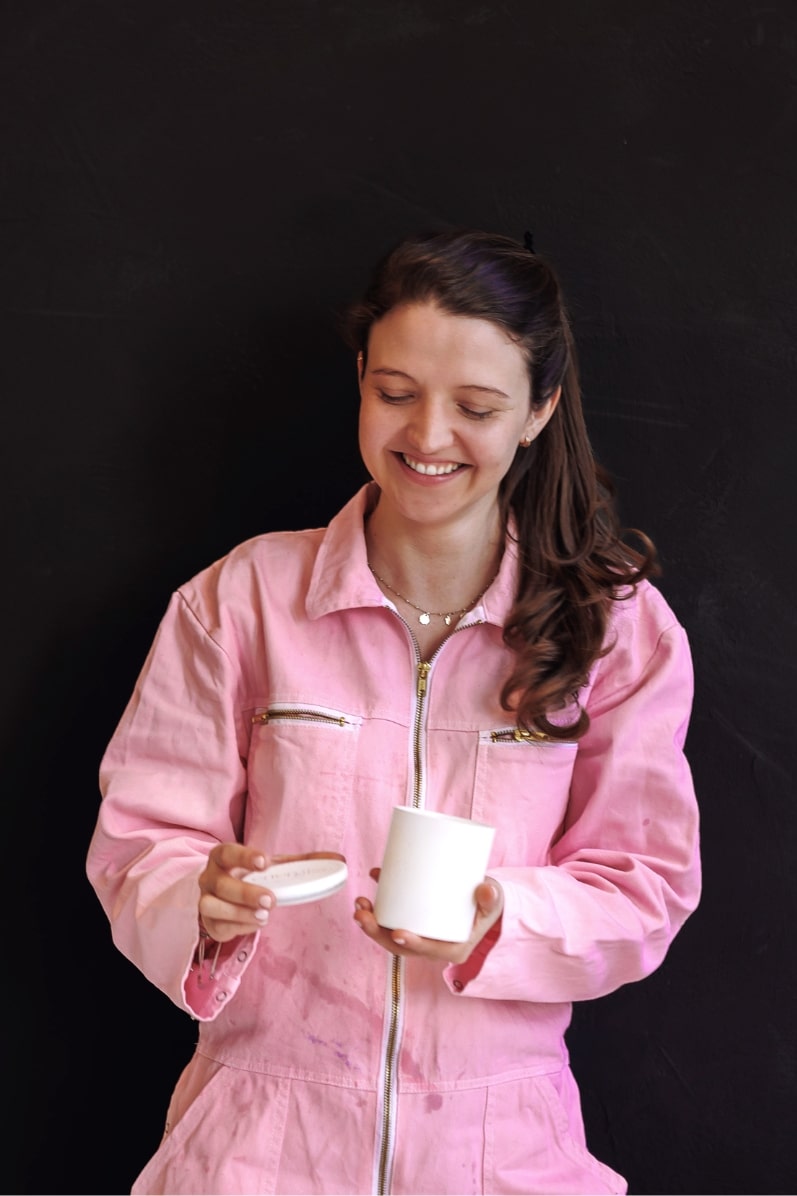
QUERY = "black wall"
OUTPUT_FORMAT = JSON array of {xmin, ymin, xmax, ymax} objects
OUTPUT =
[{"xmin": 4, "ymin": 3, "xmax": 796, "ymax": 1193}]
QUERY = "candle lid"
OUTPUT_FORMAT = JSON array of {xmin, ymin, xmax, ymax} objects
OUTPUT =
[{"xmin": 244, "ymin": 852, "xmax": 348, "ymax": 906}]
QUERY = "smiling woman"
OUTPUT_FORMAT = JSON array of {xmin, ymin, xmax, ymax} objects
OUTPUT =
[
  {"xmin": 356, "ymin": 300, "xmax": 559, "ymax": 658},
  {"xmin": 86, "ymin": 226, "xmax": 701, "ymax": 1195}
]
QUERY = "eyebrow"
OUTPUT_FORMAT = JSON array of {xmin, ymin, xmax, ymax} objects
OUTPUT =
[{"xmin": 370, "ymin": 368, "xmax": 511, "ymax": 401}]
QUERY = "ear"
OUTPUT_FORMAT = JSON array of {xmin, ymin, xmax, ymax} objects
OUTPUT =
[
  {"xmin": 357, "ymin": 351, "xmax": 365, "ymax": 380},
  {"xmin": 522, "ymin": 385, "xmax": 561, "ymax": 444}
]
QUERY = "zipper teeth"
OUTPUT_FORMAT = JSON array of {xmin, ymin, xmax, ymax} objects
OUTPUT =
[
  {"xmin": 490, "ymin": 727, "xmax": 549, "ymax": 742},
  {"xmin": 376, "ymin": 615, "xmax": 475, "ymax": 1194},
  {"xmin": 251, "ymin": 709, "xmax": 347, "ymax": 726},
  {"xmin": 377, "ymin": 955, "xmax": 402, "ymax": 1194},
  {"xmin": 412, "ymin": 662, "xmax": 430, "ymax": 807}
]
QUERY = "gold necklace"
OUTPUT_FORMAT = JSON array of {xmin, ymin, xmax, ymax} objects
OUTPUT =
[{"xmin": 367, "ymin": 563, "xmax": 497, "ymax": 626}]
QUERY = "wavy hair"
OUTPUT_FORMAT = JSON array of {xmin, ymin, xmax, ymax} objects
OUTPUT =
[{"xmin": 342, "ymin": 227, "xmax": 659, "ymax": 738}]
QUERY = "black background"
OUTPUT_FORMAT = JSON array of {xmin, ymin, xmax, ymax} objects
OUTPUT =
[{"xmin": 3, "ymin": 2, "xmax": 796, "ymax": 1194}]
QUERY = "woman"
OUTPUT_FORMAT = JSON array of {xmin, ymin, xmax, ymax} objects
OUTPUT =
[{"xmin": 87, "ymin": 227, "xmax": 701, "ymax": 1194}]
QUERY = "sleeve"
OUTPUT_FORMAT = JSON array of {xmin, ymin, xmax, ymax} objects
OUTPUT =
[
  {"xmin": 444, "ymin": 594, "xmax": 701, "ymax": 1003},
  {"xmin": 86, "ymin": 588, "xmax": 260, "ymax": 1021}
]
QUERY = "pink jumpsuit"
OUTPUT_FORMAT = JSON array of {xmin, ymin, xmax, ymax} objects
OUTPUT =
[{"xmin": 87, "ymin": 482, "xmax": 701, "ymax": 1195}]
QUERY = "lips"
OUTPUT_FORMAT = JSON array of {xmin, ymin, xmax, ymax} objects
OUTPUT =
[{"xmin": 401, "ymin": 453, "xmax": 463, "ymax": 477}]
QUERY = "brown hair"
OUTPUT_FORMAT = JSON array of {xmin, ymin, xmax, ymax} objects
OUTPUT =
[{"xmin": 343, "ymin": 227, "xmax": 659, "ymax": 738}]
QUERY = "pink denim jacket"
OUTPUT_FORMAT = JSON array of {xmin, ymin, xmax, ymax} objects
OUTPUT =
[{"xmin": 86, "ymin": 483, "xmax": 701, "ymax": 1195}]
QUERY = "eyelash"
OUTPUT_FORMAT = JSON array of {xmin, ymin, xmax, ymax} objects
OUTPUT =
[{"xmin": 376, "ymin": 390, "xmax": 494, "ymax": 421}]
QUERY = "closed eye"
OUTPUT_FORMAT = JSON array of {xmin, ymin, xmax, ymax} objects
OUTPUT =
[
  {"xmin": 377, "ymin": 389, "xmax": 414, "ymax": 404},
  {"xmin": 376, "ymin": 389, "xmax": 496, "ymax": 420},
  {"xmin": 459, "ymin": 404, "xmax": 494, "ymax": 420}
]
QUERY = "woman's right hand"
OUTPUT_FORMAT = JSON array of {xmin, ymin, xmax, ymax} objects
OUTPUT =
[{"xmin": 197, "ymin": 843, "xmax": 275, "ymax": 942}]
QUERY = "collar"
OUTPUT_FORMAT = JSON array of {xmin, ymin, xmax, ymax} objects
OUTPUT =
[{"xmin": 305, "ymin": 482, "xmax": 520, "ymax": 628}]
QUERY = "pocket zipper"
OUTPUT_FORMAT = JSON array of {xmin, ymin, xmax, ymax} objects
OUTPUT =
[
  {"xmin": 251, "ymin": 706, "xmax": 353, "ymax": 728},
  {"xmin": 490, "ymin": 727, "xmax": 549, "ymax": 743},
  {"xmin": 487, "ymin": 727, "xmax": 576, "ymax": 746}
]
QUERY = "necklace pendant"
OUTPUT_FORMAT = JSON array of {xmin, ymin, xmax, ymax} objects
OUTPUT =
[
  {"xmin": 444, "ymin": 614, "xmax": 453, "ymax": 626},
  {"xmin": 419, "ymin": 612, "xmax": 431, "ymax": 626}
]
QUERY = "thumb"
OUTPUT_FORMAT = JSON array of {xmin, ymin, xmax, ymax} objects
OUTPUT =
[{"xmin": 476, "ymin": 880, "xmax": 502, "ymax": 915}]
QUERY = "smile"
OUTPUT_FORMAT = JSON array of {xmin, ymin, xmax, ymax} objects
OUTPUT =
[{"xmin": 401, "ymin": 454, "xmax": 463, "ymax": 477}]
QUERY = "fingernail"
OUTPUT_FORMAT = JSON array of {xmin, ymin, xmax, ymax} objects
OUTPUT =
[
  {"xmin": 259, "ymin": 894, "xmax": 273, "ymax": 909},
  {"xmin": 392, "ymin": 937, "xmax": 406, "ymax": 946},
  {"xmin": 253, "ymin": 855, "xmax": 266, "ymax": 870},
  {"xmin": 255, "ymin": 908, "xmax": 270, "ymax": 923}
]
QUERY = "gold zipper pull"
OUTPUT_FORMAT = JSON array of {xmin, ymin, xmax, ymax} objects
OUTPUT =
[
  {"xmin": 489, "ymin": 726, "xmax": 549, "ymax": 743},
  {"xmin": 416, "ymin": 661, "xmax": 431, "ymax": 697}
]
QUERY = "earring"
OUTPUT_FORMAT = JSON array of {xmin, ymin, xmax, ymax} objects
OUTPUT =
[{"xmin": 519, "ymin": 435, "xmax": 532, "ymax": 448}]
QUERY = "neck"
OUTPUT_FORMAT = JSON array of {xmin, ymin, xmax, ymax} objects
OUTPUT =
[{"xmin": 365, "ymin": 498, "xmax": 504, "ymax": 616}]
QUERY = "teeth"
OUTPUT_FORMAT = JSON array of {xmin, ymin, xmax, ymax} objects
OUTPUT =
[{"xmin": 403, "ymin": 455, "xmax": 460, "ymax": 476}]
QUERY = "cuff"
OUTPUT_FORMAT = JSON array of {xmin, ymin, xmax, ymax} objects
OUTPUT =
[{"xmin": 444, "ymin": 916, "xmax": 503, "ymax": 995}]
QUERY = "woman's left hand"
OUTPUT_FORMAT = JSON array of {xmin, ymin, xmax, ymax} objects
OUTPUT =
[{"xmin": 353, "ymin": 869, "xmax": 504, "ymax": 965}]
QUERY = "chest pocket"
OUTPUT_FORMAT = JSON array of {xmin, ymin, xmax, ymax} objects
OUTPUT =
[
  {"xmin": 471, "ymin": 728, "xmax": 578, "ymax": 866},
  {"xmin": 246, "ymin": 703, "xmax": 361, "ymax": 852}
]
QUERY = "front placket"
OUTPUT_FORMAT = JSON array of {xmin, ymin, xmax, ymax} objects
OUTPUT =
[{"xmin": 373, "ymin": 656, "xmax": 431, "ymax": 1195}]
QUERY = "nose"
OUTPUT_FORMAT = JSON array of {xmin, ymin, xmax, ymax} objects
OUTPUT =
[{"xmin": 406, "ymin": 397, "xmax": 451, "ymax": 455}]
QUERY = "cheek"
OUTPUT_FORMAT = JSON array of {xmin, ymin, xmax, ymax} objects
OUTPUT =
[
  {"xmin": 477, "ymin": 432, "xmax": 523, "ymax": 471},
  {"xmin": 357, "ymin": 417, "xmax": 372, "ymax": 467},
  {"xmin": 357, "ymin": 403, "xmax": 386, "ymax": 472},
  {"xmin": 357, "ymin": 395, "xmax": 376, "ymax": 438},
  {"xmin": 359, "ymin": 394, "xmax": 400, "ymax": 445}
]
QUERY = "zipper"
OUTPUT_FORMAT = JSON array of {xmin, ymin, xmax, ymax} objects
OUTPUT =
[
  {"xmin": 376, "ymin": 657, "xmax": 430, "ymax": 1195},
  {"xmin": 411, "ymin": 662, "xmax": 431, "ymax": 806},
  {"xmin": 376, "ymin": 950, "xmax": 403, "ymax": 1194},
  {"xmin": 374, "ymin": 614, "xmax": 481, "ymax": 1194},
  {"xmin": 251, "ymin": 704, "xmax": 353, "ymax": 728},
  {"xmin": 490, "ymin": 726, "xmax": 549, "ymax": 743},
  {"xmin": 487, "ymin": 726, "xmax": 576, "ymax": 745}
]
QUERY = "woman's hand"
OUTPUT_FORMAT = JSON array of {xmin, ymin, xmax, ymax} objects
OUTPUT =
[
  {"xmin": 198, "ymin": 843, "xmax": 275, "ymax": 942},
  {"xmin": 353, "ymin": 868, "xmax": 504, "ymax": 965}
]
